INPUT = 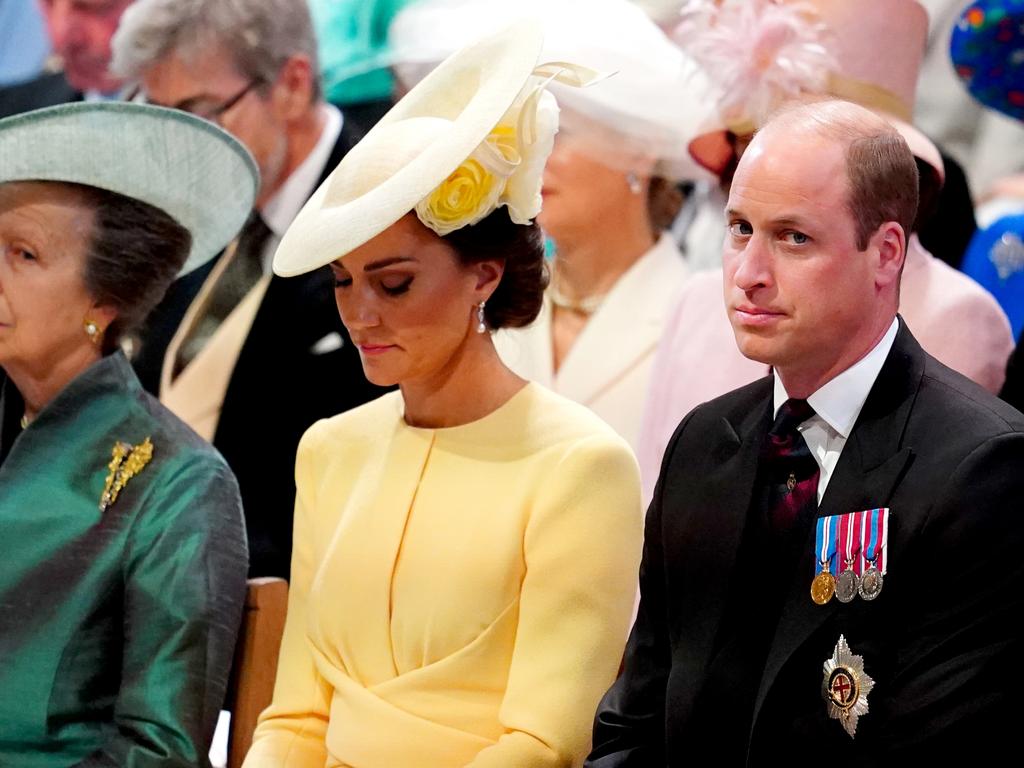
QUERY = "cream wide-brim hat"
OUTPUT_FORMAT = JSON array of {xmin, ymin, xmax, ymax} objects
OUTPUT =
[
  {"xmin": 0, "ymin": 102, "xmax": 258, "ymax": 275},
  {"xmin": 273, "ymin": 20, "xmax": 546, "ymax": 277},
  {"xmin": 387, "ymin": 0, "xmax": 719, "ymax": 182}
]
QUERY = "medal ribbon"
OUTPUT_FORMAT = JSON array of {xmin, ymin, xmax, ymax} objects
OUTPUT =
[
  {"xmin": 837, "ymin": 510, "xmax": 861, "ymax": 572},
  {"xmin": 814, "ymin": 514, "xmax": 839, "ymax": 575},
  {"xmin": 859, "ymin": 507, "xmax": 889, "ymax": 575}
]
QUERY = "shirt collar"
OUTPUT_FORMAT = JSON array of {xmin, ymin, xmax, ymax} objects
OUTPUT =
[
  {"xmin": 773, "ymin": 317, "xmax": 899, "ymax": 438},
  {"xmin": 261, "ymin": 103, "xmax": 342, "ymax": 238}
]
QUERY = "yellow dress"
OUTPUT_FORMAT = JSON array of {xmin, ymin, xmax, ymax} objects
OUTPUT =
[{"xmin": 244, "ymin": 383, "xmax": 642, "ymax": 767}]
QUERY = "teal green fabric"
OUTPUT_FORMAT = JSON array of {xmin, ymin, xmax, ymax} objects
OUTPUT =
[
  {"xmin": 0, "ymin": 353, "xmax": 248, "ymax": 767},
  {"xmin": 310, "ymin": 0, "xmax": 415, "ymax": 105}
]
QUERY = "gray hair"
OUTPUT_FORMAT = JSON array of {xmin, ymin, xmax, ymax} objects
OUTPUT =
[{"xmin": 111, "ymin": 0, "xmax": 322, "ymax": 101}]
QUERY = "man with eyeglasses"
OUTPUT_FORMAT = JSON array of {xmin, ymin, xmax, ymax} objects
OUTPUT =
[{"xmin": 110, "ymin": 0, "xmax": 389, "ymax": 580}]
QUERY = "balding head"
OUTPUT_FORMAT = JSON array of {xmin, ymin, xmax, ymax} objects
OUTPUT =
[
  {"xmin": 723, "ymin": 99, "xmax": 917, "ymax": 397},
  {"xmin": 754, "ymin": 100, "xmax": 919, "ymax": 250}
]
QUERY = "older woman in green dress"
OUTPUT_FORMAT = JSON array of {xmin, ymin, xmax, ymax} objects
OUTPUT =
[{"xmin": 0, "ymin": 102, "xmax": 256, "ymax": 767}]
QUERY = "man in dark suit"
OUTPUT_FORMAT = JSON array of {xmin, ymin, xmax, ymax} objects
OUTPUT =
[
  {"xmin": 0, "ymin": 0, "xmax": 131, "ymax": 118},
  {"xmin": 112, "ymin": 0, "xmax": 388, "ymax": 578},
  {"xmin": 588, "ymin": 100, "xmax": 1024, "ymax": 765}
]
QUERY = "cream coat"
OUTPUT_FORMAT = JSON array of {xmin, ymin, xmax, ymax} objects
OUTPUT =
[{"xmin": 495, "ymin": 234, "xmax": 689, "ymax": 452}]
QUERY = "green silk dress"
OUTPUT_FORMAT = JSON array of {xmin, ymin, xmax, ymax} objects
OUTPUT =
[{"xmin": 0, "ymin": 352, "xmax": 248, "ymax": 767}]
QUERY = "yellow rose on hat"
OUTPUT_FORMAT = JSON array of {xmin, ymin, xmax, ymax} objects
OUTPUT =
[
  {"xmin": 416, "ymin": 157, "xmax": 503, "ymax": 235},
  {"xmin": 415, "ymin": 79, "xmax": 560, "ymax": 236},
  {"xmin": 271, "ymin": 22, "xmax": 605, "ymax": 278}
]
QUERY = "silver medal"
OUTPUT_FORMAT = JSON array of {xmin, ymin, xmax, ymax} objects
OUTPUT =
[
  {"xmin": 858, "ymin": 564, "xmax": 883, "ymax": 601},
  {"xmin": 835, "ymin": 560, "xmax": 860, "ymax": 604}
]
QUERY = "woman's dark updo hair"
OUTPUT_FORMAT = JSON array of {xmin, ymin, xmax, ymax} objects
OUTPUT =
[
  {"xmin": 647, "ymin": 176, "xmax": 684, "ymax": 235},
  {"xmin": 443, "ymin": 206, "xmax": 548, "ymax": 329},
  {"xmin": 73, "ymin": 183, "xmax": 192, "ymax": 354}
]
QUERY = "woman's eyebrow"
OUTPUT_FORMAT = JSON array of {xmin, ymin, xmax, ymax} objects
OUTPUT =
[{"xmin": 364, "ymin": 256, "xmax": 417, "ymax": 272}]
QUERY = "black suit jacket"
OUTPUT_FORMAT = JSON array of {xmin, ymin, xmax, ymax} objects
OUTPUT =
[
  {"xmin": 588, "ymin": 321, "xmax": 1024, "ymax": 766},
  {"xmin": 132, "ymin": 120, "xmax": 389, "ymax": 578},
  {"xmin": 1000, "ymin": 334, "xmax": 1024, "ymax": 414},
  {"xmin": 0, "ymin": 70, "xmax": 79, "ymax": 119}
]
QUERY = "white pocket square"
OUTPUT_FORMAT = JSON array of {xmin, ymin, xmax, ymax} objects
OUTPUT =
[{"xmin": 310, "ymin": 332, "xmax": 344, "ymax": 355}]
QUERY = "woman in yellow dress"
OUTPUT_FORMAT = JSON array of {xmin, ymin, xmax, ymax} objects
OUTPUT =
[{"xmin": 243, "ymin": 22, "xmax": 643, "ymax": 768}]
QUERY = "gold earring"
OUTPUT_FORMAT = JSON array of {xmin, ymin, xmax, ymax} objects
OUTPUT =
[{"xmin": 84, "ymin": 318, "xmax": 104, "ymax": 346}]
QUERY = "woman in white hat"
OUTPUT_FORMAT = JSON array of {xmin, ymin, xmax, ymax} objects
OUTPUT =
[
  {"xmin": 244, "ymin": 22, "xmax": 642, "ymax": 768},
  {"xmin": 388, "ymin": 0, "xmax": 715, "ymax": 453},
  {"xmin": 0, "ymin": 101, "xmax": 256, "ymax": 766}
]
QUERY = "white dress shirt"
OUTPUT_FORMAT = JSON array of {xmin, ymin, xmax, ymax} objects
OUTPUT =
[
  {"xmin": 259, "ymin": 103, "xmax": 342, "ymax": 274},
  {"xmin": 773, "ymin": 317, "xmax": 899, "ymax": 502}
]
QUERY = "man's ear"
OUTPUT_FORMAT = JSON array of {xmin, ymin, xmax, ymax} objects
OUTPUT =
[
  {"xmin": 272, "ymin": 54, "xmax": 316, "ymax": 121},
  {"xmin": 873, "ymin": 221, "xmax": 906, "ymax": 290}
]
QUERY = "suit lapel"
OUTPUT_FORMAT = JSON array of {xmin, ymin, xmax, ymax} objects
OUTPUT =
[
  {"xmin": 669, "ymin": 382, "xmax": 772, "ymax": 723},
  {"xmin": 213, "ymin": 130, "xmax": 354, "ymax": 442},
  {"xmin": 750, "ymin": 321, "xmax": 924, "ymax": 728}
]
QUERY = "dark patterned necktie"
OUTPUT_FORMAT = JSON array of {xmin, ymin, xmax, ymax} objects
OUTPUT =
[
  {"xmin": 761, "ymin": 398, "xmax": 820, "ymax": 532},
  {"xmin": 173, "ymin": 211, "xmax": 272, "ymax": 377}
]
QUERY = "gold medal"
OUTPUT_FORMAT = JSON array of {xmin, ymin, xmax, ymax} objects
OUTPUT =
[
  {"xmin": 822, "ymin": 635, "xmax": 874, "ymax": 738},
  {"xmin": 810, "ymin": 558, "xmax": 836, "ymax": 605}
]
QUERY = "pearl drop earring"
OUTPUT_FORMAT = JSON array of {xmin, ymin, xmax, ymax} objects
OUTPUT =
[
  {"xmin": 476, "ymin": 301, "xmax": 487, "ymax": 334},
  {"xmin": 626, "ymin": 171, "xmax": 642, "ymax": 195}
]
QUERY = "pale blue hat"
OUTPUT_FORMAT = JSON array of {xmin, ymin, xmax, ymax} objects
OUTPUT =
[{"xmin": 0, "ymin": 101, "xmax": 259, "ymax": 274}]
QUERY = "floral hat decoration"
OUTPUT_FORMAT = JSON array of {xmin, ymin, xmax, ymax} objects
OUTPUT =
[
  {"xmin": 273, "ymin": 20, "xmax": 599, "ymax": 276},
  {"xmin": 675, "ymin": 0, "xmax": 944, "ymax": 183},
  {"xmin": 387, "ymin": 0, "xmax": 720, "ymax": 182},
  {"xmin": 951, "ymin": 0, "xmax": 1024, "ymax": 123}
]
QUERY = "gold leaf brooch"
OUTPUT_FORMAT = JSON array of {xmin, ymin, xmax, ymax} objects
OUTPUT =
[{"xmin": 99, "ymin": 437, "xmax": 154, "ymax": 511}]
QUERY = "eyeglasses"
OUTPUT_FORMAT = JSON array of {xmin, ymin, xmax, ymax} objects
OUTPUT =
[{"xmin": 126, "ymin": 79, "xmax": 264, "ymax": 123}]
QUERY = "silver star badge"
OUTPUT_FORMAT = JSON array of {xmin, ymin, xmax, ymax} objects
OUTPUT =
[{"xmin": 822, "ymin": 635, "xmax": 874, "ymax": 738}]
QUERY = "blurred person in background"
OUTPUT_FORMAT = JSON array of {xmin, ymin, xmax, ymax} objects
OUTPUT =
[
  {"xmin": 0, "ymin": 0, "xmax": 130, "ymax": 117},
  {"xmin": 951, "ymin": 0, "xmax": 1024, "ymax": 340},
  {"xmin": 307, "ymin": 0, "xmax": 416, "ymax": 137},
  {"xmin": 0, "ymin": 0, "xmax": 50, "ymax": 87},
  {"xmin": 916, "ymin": 0, "xmax": 1024, "ymax": 214},
  {"xmin": 948, "ymin": 0, "xmax": 1024, "ymax": 413},
  {"xmin": 112, "ymin": 0, "xmax": 388, "ymax": 579}
]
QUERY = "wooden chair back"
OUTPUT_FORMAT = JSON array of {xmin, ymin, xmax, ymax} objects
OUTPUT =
[{"xmin": 225, "ymin": 576, "xmax": 288, "ymax": 768}]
